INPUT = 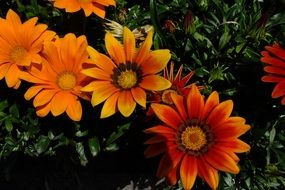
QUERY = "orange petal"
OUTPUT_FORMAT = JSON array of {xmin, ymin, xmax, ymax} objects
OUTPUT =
[
  {"xmin": 5, "ymin": 64, "xmax": 20, "ymax": 88},
  {"xmin": 144, "ymin": 125, "xmax": 176, "ymax": 134},
  {"xmin": 66, "ymin": 96, "xmax": 82, "ymax": 121},
  {"xmin": 140, "ymin": 50, "xmax": 171, "ymax": 75},
  {"xmin": 171, "ymin": 93, "xmax": 187, "ymax": 121},
  {"xmin": 151, "ymin": 103, "xmax": 182, "ymax": 129},
  {"xmin": 265, "ymin": 45, "xmax": 285, "ymax": 61},
  {"xmin": 144, "ymin": 143, "xmax": 166, "ymax": 158},
  {"xmin": 272, "ymin": 81, "xmax": 285, "ymax": 98},
  {"xmin": 261, "ymin": 56, "xmax": 285, "ymax": 68},
  {"xmin": 264, "ymin": 66, "xmax": 285, "ymax": 75},
  {"xmin": 187, "ymin": 84, "xmax": 204, "ymax": 120},
  {"xmin": 166, "ymin": 166, "xmax": 179, "ymax": 186},
  {"xmin": 180, "ymin": 156, "xmax": 197, "ymax": 190},
  {"xmin": 197, "ymin": 158, "xmax": 219, "ymax": 189},
  {"xmin": 206, "ymin": 100, "xmax": 233, "ymax": 128},
  {"xmin": 33, "ymin": 89, "xmax": 58, "ymax": 107},
  {"xmin": 214, "ymin": 123, "xmax": 251, "ymax": 139},
  {"xmin": 144, "ymin": 133, "xmax": 176, "ymax": 144},
  {"xmin": 81, "ymin": 67, "xmax": 112, "ymax": 81},
  {"xmin": 50, "ymin": 92, "xmax": 69, "ymax": 116},
  {"xmin": 262, "ymin": 75, "xmax": 285, "ymax": 83},
  {"xmin": 0, "ymin": 63, "xmax": 10, "ymax": 80},
  {"xmin": 123, "ymin": 27, "xmax": 136, "ymax": 62},
  {"xmin": 140, "ymin": 75, "xmax": 171, "ymax": 91},
  {"xmin": 117, "ymin": 90, "xmax": 136, "ymax": 117},
  {"xmin": 90, "ymin": 81, "xmax": 118, "ymax": 106},
  {"xmin": 131, "ymin": 87, "xmax": 146, "ymax": 107},
  {"xmin": 86, "ymin": 46, "xmax": 116, "ymax": 74},
  {"xmin": 100, "ymin": 91, "xmax": 120, "ymax": 118},
  {"xmin": 105, "ymin": 32, "xmax": 126, "ymax": 65},
  {"xmin": 91, "ymin": 3, "xmax": 105, "ymax": 18},
  {"xmin": 36, "ymin": 102, "xmax": 51, "ymax": 117},
  {"xmin": 202, "ymin": 91, "xmax": 219, "ymax": 120},
  {"xmin": 24, "ymin": 85, "xmax": 44, "ymax": 100},
  {"xmin": 204, "ymin": 147, "xmax": 240, "ymax": 174},
  {"xmin": 135, "ymin": 29, "xmax": 153, "ymax": 65},
  {"xmin": 216, "ymin": 139, "xmax": 250, "ymax": 153}
]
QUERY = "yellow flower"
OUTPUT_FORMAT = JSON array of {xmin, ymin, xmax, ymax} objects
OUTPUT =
[
  {"xmin": 145, "ymin": 84, "xmax": 251, "ymax": 190},
  {"xmin": 52, "ymin": 0, "xmax": 116, "ymax": 18},
  {"xmin": 21, "ymin": 33, "xmax": 91, "ymax": 121},
  {"xmin": 81, "ymin": 27, "xmax": 171, "ymax": 118},
  {"xmin": 0, "ymin": 9, "xmax": 55, "ymax": 89}
]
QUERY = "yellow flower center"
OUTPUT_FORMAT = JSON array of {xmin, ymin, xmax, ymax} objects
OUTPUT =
[
  {"xmin": 181, "ymin": 126, "xmax": 207, "ymax": 151},
  {"xmin": 10, "ymin": 46, "xmax": 27, "ymax": 64},
  {"xmin": 161, "ymin": 89, "xmax": 178, "ymax": 104},
  {"xmin": 117, "ymin": 70, "xmax": 137, "ymax": 89},
  {"xmin": 57, "ymin": 72, "xmax": 77, "ymax": 90}
]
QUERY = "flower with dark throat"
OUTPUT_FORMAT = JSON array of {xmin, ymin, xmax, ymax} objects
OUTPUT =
[
  {"xmin": 81, "ymin": 27, "xmax": 171, "ymax": 118},
  {"xmin": 261, "ymin": 43, "xmax": 285, "ymax": 104},
  {"xmin": 21, "ymin": 33, "xmax": 91, "ymax": 121},
  {"xmin": 144, "ymin": 84, "xmax": 250, "ymax": 190}
]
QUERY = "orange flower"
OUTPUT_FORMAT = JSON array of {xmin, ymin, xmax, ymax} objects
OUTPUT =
[
  {"xmin": 261, "ymin": 43, "xmax": 285, "ymax": 104},
  {"xmin": 144, "ymin": 84, "xmax": 250, "ymax": 190},
  {"xmin": 21, "ymin": 33, "xmax": 91, "ymax": 121},
  {"xmin": 81, "ymin": 27, "xmax": 171, "ymax": 118},
  {"xmin": 52, "ymin": 0, "xmax": 116, "ymax": 18},
  {"xmin": 0, "ymin": 9, "xmax": 55, "ymax": 89}
]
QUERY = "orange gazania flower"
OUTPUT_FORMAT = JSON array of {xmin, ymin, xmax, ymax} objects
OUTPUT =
[
  {"xmin": 21, "ymin": 33, "xmax": 91, "ymax": 121},
  {"xmin": 144, "ymin": 84, "xmax": 250, "ymax": 190},
  {"xmin": 261, "ymin": 43, "xmax": 285, "ymax": 104},
  {"xmin": 81, "ymin": 27, "xmax": 171, "ymax": 118},
  {"xmin": 0, "ymin": 9, "xmax": 55, "ymax": 89},
  {"xmin": 52, "ymin": 0, "xmax": 116, "ymax": 18}
]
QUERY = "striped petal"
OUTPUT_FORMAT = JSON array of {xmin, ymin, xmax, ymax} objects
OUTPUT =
[
  {"xmin": 140, "ymin": 75, "xmax": 171, "ymax": 91},
  {"xmin": 117, "ymin": 90, "xmax": 136, "ymax": 117},
  {"xmin": 180, "ymin": 156, "xmax": 197, "ymax": 190}
]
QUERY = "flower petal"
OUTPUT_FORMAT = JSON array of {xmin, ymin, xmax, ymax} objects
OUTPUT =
[
  {"xmin": 140, "ymin": 75, "xmax": 171, "ymax": 91},
  {"xmin": 131, "ymin": 87, "xmax": 146, "ymax": 108},
  {"xmin": 197, "ymin": 158, "xmax": 219, "ymax": 189},
  {"xmin": 66, "ymin": 96, "xmax": 82, "ymax": 121},
  {"xmin": 144, "ymin": 125, "xmax": 176, "ymax": 134},
  {"xmin": 180, "ymin": 155, "xmax": 197, "ymax": 190},
  {"xmin": 140, "ymin": 50, "xmax": 171, "ymax": 75},
  {"xmin": 187, "ymin": 84, "xmax": 204, "ymax": 120},
  {"xmin": 204, "ymin": 146, "xmax": 240, "ymax": 174},
  {"xmin": 206, "ymin": 100, "xmax": 233, "ymax": 128},
  {"xmin": 105, "ymin": 32, "xmax": 126, "ymax": 65},
  {"xmin": 202, "ymin": 91, "xmax": 219, "ymax": 120},
  {"xmin": 24, "ymin": 85, "xmax": 44, "ymax": 100},
  {"xmin": 272, "ymin": 81, "xmax": 285, "ymax": 98},
  {"xmin": 50, "ymin": 92, "xmax": 69, "ymax": 116},
  {"xmin": 151, "ymin": 103, "xmax": 182, "ymax": 129},
  {"xmin": 123, "ymin": 27, "xmax": 136, "ymax": 62},
  {"xmin": 171, "ymin": 93, "xmax": 187, "ymax": 121},
  {"xmin": 100, "ymin": 91, "xmax": 120, "ymax": 118},
  {"xmin": 135, "ymin": 29, "xmax": 153, "ymax": 65},
  {"xmin": 144, "ymin": 143, "xmax": 166, "ymax": 158},
  {"xmin": 117, "ymin": 90, "xmax": 136, "ymax": 117}
]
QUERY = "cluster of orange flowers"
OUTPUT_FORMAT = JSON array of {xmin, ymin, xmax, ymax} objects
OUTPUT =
[{"xmin": 3, "ymin": 1, "xmax": 284, "ymax": 189}]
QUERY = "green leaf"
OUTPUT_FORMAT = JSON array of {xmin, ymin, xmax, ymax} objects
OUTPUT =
[
  {"xmin": 0, "ymin": 100, "xmax": 8, "ymax": 112},
  {"xmin": 76, "ymin": 142, "xmax": 88, "ymax": 166},
  {"xmin": 106, "ymin": 123, "xmax": 131, "ymax": 146},
  {"xmin": 88, "ymin": 137, "xmax": 100, "ymax": 157},
  {"xmin": 4, "ymin": 119, "xmax": 13, "ymax": 133},
  {"xmin": 9, "ymin": 104, "xmax": 19, "ymax": 118},
  {"xmin": 269, "ymin": 127, "xmax": 276, "ymax": 144},
  {"xmin": 219, "ymin": 31, "xmax": 231, "ymax": 49},
  {"xmin": 35, "ymin": 135, "xmax": 50, "ymax": 154}
]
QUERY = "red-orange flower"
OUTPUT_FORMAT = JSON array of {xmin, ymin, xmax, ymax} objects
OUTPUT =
[
  {"xmin": 261, "ymin": 43, "xmax": 285, "ymax": 104},
  {"xmin": 144, "ymin": 84, "xmax": 250, "ymax": 190},
  {"xmin": 81, "ymin": 27, "xmax": 171, "ymax": 118},
  {"xmin": 21, "ymin": 33, "xmax": 91, "ymax": 121},
  {"xmin": 0, "ymin": 9, "xmax": 55, "ymax": 89},
  {"xmin": 52, "ymin": 0, "xmax": 116, "ymax": 18}
]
